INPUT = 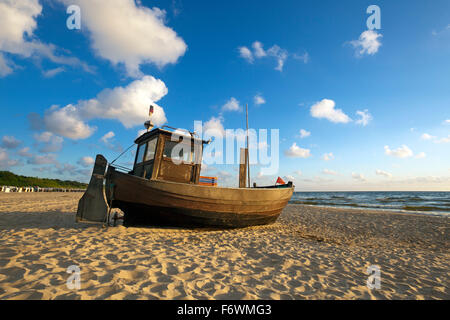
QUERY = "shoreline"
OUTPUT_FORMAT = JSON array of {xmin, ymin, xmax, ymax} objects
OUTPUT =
[{"xmin": 288, "ymin": 202, "xmax": 450, "ymax": 218}]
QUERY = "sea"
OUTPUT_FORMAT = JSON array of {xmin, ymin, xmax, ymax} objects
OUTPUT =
[{"xmin": 289, "ymin": 191, "xmax": 450, "ymax": 217}]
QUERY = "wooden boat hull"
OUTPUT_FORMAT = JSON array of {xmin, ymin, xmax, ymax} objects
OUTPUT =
[{"xmin": 106, "ymin": 167, "xmax": 294, "ymax": 228}]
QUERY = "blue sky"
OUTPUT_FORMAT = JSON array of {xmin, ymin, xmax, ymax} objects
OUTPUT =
[{"xmin": 0, "ymin": 0, "xmax": 449, "ymax": 191}]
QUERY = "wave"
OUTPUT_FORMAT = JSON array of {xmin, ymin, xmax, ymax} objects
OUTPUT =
[
  {"xmin": 290, "ymin": 200, "xmax": 320, "ymax": 205},
  {"xmin": 290, "ymin": 192, "xmax": 450, "ymax": 216},
  {"xmin": 402, "ymin": 206, "xmax": 450, "ymax": 213},
  {"xmin": 330, "ymin": 195, "xmax": 349, "ymax": 200},
  {"xmin": 376, "ymin": 196, "xmax": 425, "ymax": 203}
]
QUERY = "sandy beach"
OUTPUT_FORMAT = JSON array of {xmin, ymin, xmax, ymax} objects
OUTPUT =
[{"xmin": 0, "ymin": 192, "xmax": 448, "ymax": 300}]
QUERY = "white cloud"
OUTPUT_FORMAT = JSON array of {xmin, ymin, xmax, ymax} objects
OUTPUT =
[
  {"xmin": 54, "ymin": 162, "xmax": 92, "ymax": 178},
  {"xmin": 42, "ymin": 75, "xmax": 168, "ymax": 139},
  {"xmin": 432, "ymin": 24, "xmax": 450, "ymax": 37},
  {"xmin": 27, "ymin": 153, "xmax": 57, "ymax": 165},
  {"xmin": 322, "ymin": 152, "xmax": 334, "ymax": 161},
  {"xmin": 238, "ymin": 41, "xmax": 289, "ymax": 71},
  {"xmin": 352, "ymin": 172, "xmax": 367, "ymax": 182},
  {"xmin": 0, "ymin": 0, "xmax": 42, "ymax": 49},
  {"xmin": 238, "ymin": 46, "xmax": 253, "ymax": 63},
  {"xmin": 350, "ymin": 30, "xmax": 382, "ymax": 56},
  {"xmin": 310, "ymin": 99, "xmax": 352, "ymax": 123},
  {"xmin": 137, "ymin": 129, "xmax": 148, "ymax": 138},
  {"xmin": 203, "ymin": 116, "xmax": 225, "ymax": 138},
  {"xmin": 33, "ymin": 131, "xmax": 63, "ymax": 153},
  {"xmin": 299, "ymin": 129, "xmax": 310, "ymax": 138},
  {"xmin": 420, "ymin": 133, "xmax": 450, "ymax": 144},
  {"xmin": 0, "ymin": 0, "xmax": 42, "ymax": 70},
  {"xmin": 1, "ymin": 135, "xmax": 22, "ymax": 149},
  {"xmin": 171, "ymin": 0, "xmax": 182, "ymax": 17},
  {"xmin": 384, "ymin": 145, "xmax": 413, "ymax": 158},
  {"xmin": 100, "ymin": 131, "xmax": 115, "ymax": 144},
  {"xmin": 254, "ymin": 94, "xmax": 266, "ymax": 105},
  {"xmin": 435, "ymin": 135, "xmax": 450, "ymax": 144},
  {"xmin": 294, "ymin": 170, "xmax": 302, "ymax": 176},
  {"xmin": 43, "ymin": 67, "xmax": 65, "ymax": 78},
  {"xmin": 252, "ymin": 41, "xmax": 267, "ymax": 58},
  {"xmin": 444, "ymin": 119, "xmax": 450, "ymax": 125},
  {"xmin": 355, "ymin": 109, "xmax": 372, "ymax": 126},
  {"xmin": 284, "ymin": 143, "xmax": 311, "ymax": 158},
  {"xmin": 375, "ymin": 169, "xmax": 392, "ymax": 178},
  {"xmin": 415, "ymin": 152, "xmax": 426, "ymax": 159},
  {"xmin": 77, "ymin": 156, "xmax": 95, "ymax": 167},
  {"xmin": 0, "ymin": 53, "xmax": 13, "ymax": 76},
  {"xmin": 0, "ymin": 0, "xmax": 93, "ymax": 77},
  {"xmin": 33, "ymin": 132, "xmax": 55, "ymax": 143},
  {"xmin": 222, "ymin": 97, "xmax": 241, "ymax": 112},
  {"xmin": 267, "ymin": 45, "xmax": 288, "ymax": 71},
  {"xmin": 43, "ymin": 105, "xmax": 96, "ymax": 140},
  {"xmin": 17, "ymin": 147, "xmax": 33, "ymax": 158},
  {"xmin": 421, "ymin": 133, "xmax": 435, "ymax": 140},
  {"xmin": 284, "ymin": 175, "xmax": 295, "ymax": 181},
  {"xmin": 322, "ymin": 169, "xmax": 338, "ymax": 175},
  {"xmin": 0, "ymin": 148, "xmax": 21, "ymax": 168},
  {"xmin": 57, "ymin": 0, "xmax": 187, "ymax": 77},
  {"xmin": 293, "ymin": 52, "xmax": 309, "ymax": 64},
  {"xmin": 99, "ymin": 131, "xmax": 122, "ymax": 152}
]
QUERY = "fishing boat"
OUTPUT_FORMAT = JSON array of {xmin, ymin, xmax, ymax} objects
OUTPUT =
[{"xmin": 76, "ymin": 107, "xmax": 294, "ymax": 228}]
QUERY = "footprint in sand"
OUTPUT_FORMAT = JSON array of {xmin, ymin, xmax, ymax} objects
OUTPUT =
[
  {"xmin": 0, "ymin": 267, "xmax": 26, "ymax": 283},
  {"xmin": 150, "ymin": 283, "xmax": 167, "ymax": 294},
  {"xmin": 104, "ymin": 254, "xmax": 120, "ymax": 263},
  {"xmin": 162, "ymin": 262, "xmax": 179, "ymax": 275}
]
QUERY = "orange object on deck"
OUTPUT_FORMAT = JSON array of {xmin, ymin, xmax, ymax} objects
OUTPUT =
[{"xmin": 199, "ymin": 176, "xmax": 218, "ymax": 186}]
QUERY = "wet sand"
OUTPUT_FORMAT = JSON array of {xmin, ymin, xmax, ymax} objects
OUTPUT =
[{"xmin": 0, "ymin": 192, "xmax": 448, "ymax": 300}]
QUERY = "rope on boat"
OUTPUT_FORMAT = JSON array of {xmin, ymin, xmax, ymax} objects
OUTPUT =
[{"xmin": 109, "ymin": 142, "xmax": 136, "ymax": 165}]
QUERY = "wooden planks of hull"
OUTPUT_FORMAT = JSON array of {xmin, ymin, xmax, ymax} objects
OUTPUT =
[
  {"xmin": 106, "ymin": 167, "xmax": 293, "ymax": 228},
  {"xmin": 115, "ymin": 201, "xmax": 281, "ymax": 228}
]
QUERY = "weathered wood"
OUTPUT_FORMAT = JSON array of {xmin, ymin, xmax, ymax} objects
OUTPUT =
[
  {"xmin": 246, "ymin": 103, "xmax": 250, "ymax": 188},
  {"xmin": 239, "ymin": 148, "xmax": 247, "ymax": 188},
  {"xmin": 76, "ymin": 154, "xmax": 109, "ymax": 223},
  {"xmin": 151, "ymin": 136, "xmax": 164, "ymax": 180},
  {"xmin": 159, "ymin": 158, "xmax": 195, "ymax": 183}
]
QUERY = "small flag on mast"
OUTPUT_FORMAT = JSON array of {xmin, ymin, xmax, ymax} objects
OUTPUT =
[{"xmin": 149, "ymin": 105, "xmax": 154, "ymax": 116}]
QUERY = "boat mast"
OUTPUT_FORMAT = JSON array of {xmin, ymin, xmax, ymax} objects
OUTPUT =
[{"xmin": 246, "ymin": 103, "xmax": 250, "ymax": 188}]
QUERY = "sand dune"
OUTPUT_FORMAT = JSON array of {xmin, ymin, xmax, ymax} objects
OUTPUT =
[{"xmin": 0, "ymin": 193, "xmax": 448, "ymax": 300}]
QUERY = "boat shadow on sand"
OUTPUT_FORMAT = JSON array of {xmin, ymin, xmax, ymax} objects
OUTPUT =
[{"xmin": 0, "ymin": 210, "xmax": 273, "ymax": 232}]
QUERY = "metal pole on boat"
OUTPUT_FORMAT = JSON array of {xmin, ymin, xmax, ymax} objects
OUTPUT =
[{"xmin": 246, "ymin": 103, "xmax": 250, "ymax": 188}]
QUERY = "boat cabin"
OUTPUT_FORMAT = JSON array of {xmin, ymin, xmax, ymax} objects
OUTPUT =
[{"xmin": 132, "ymin": 128, "xmax": 207, "ymax": 184}]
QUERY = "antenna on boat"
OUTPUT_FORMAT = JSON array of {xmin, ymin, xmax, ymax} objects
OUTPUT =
[{"xmin": 246, "ymin": 103, "xmax": 251, "ymax": 188}]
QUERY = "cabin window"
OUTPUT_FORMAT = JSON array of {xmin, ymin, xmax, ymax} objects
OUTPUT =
[
  {"xmin": 136, "ymin": 143, "xmax": 146, "ymax": 164},
  {"xmin": 136, "ymin": 137, "xmax": 158, "ymax": 165},
  {"xmin": 163, "ymin": 140, "xmax": 192, "ymax": 163},
  {"xmin": 144, "ymin": 137, "xmax": 157, "ymax": 161}
]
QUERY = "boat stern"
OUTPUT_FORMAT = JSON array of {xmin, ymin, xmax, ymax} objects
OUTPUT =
[{"xmin": 76, "ymin": 154, "xmax": 110, "ymax": 223}]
